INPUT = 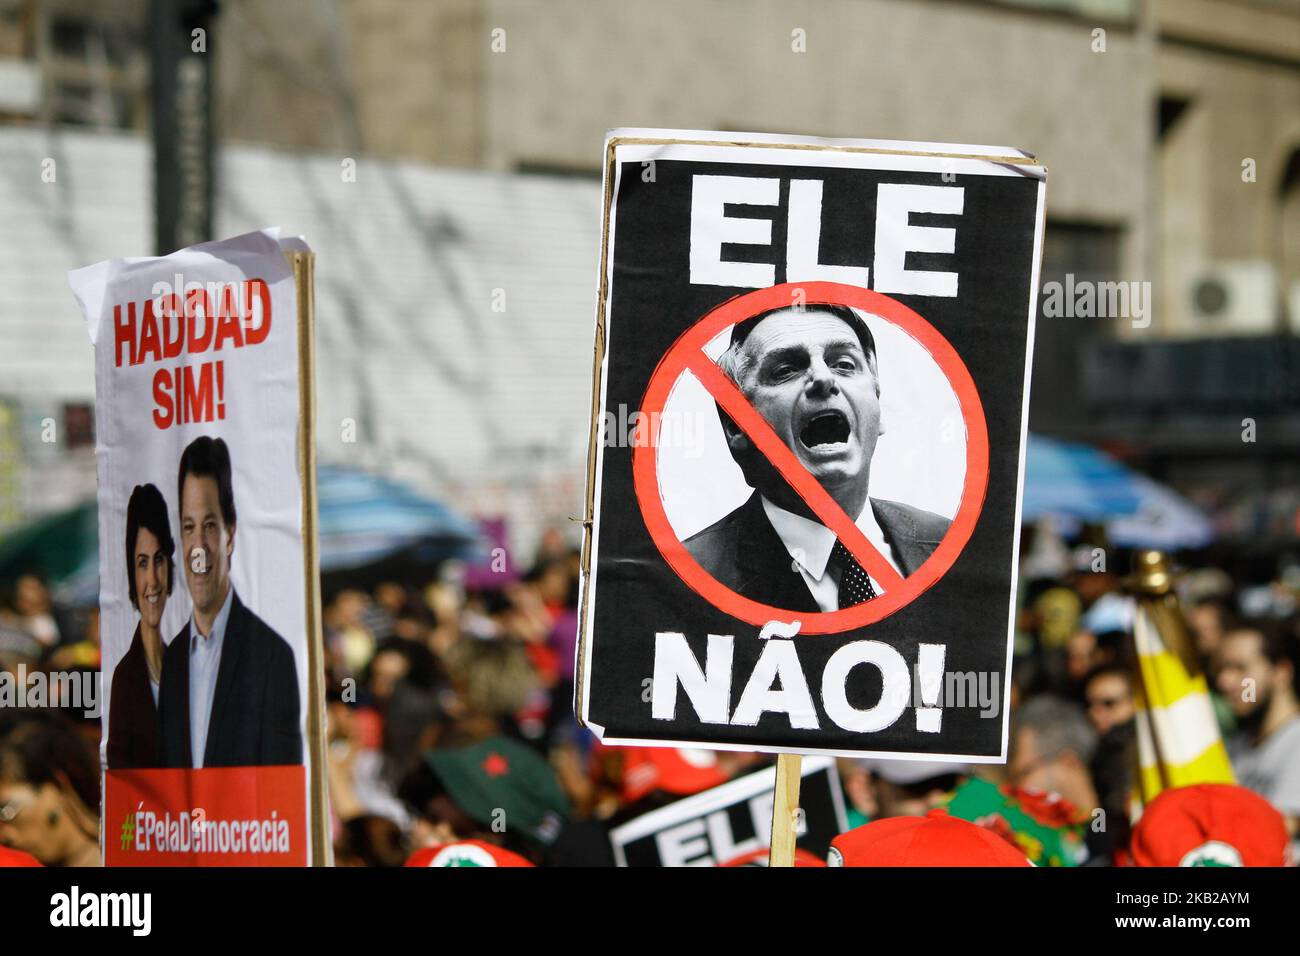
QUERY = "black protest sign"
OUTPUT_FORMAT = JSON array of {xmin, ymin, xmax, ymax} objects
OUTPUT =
[
  {"xmin": 610, "ymin": 756, "xmax": 846, "ymax": 867},
  {"xmin": 577, "ymin": 129, "xmax": 1046, "ymax": 761}
]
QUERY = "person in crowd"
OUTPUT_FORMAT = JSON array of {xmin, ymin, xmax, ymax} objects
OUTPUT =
[
  {"xmin": 1188, "ymin": 594, "xmax": 1238, "ymax": 664},
  {"xmin": 859, "ymin": 760, "xmax": 968, "ymax": 820},
  {"xmin": 1216, "ymin": 618, "xmax": 1300, "ymax": 844},
  {"xmin": 397, "ymin": 735, "xmax": 568, "ymax": 866},
  {"xmin": 440, "ymin": 633, "xmax": 538, "ymax": 745},
  {"xmin": 1004, "ymin": 695, "xmax": 1097, "ymax": 863},
  {"xmin": 1008, "ymin": 695, "xmax": 1099, "ymax": 815},
  {"xmin": 1082, "ymin": 662, "xmax": 1137, "ymax": 862},
  {"xmin": 334, "ymin": 814, "xmax": 408, "ymax": 867},
  {"xmin": 1082, "ymin": 661, "xmax": 1135, "ymax": 737},
  {"xmin": 945, "ymin": 773, "xmax": 1090, "ymax": 867},
  {"xmin": 324, "ymin": 589, "xmax": 379, "ymax": 679},
  {"xmin": 0, "ymin": 715, "xmax": 99, "ymax": 867},
  {"xmin": 12, "ymin": 573, "xmax": 61, "ymax": 649}
]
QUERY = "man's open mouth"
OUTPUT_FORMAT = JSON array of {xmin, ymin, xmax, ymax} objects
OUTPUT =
[{"xmin": 799, "ymin": 409, "xmax": 851, "ymax": 449}]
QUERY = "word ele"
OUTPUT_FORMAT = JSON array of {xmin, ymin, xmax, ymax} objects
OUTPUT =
[
  {"xmin": 49, "ymin": 886, "xmax": 151, "ymax": 937},
  {"xmin": 655, "ymin": 787, "xmax": 790, "ymax": 867},
  {"xmin": 651, "ymin": 631, "xmax": 948, "ymax": 733},
  {"xmin": 690, "ymin": 175, "xmax": 964, "ymax": 296}
]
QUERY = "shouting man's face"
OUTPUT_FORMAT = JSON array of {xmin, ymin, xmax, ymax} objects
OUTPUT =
[
  {"xmin": 729, "ymin": 309, "xmax": 883, "ymax": 511},
  {"xmin": 180, "ymin": 473, "xmax": 233, "ymax": 619}
]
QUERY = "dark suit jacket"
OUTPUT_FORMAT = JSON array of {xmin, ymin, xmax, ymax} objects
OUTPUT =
[
  {"xmin": 683, "ymin": 492, "xmax": 951, "ymax": 612},
  {"xmin": 106, "ymin": 624, "xmax": 162, "ymax": 770},
  {"xmin": 158, "ymin": 590, "xmax": 302, "ymax": 768}
]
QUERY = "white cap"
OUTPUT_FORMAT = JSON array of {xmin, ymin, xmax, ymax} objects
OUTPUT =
[{"xmin": 861, "ymin": 759, "xmax": 969, "ymax": 786}]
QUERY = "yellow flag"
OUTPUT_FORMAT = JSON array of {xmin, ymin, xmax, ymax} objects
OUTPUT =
[{"xmin": 1129, "ymin": 551, "xmax": 1234, "ymax": 805}]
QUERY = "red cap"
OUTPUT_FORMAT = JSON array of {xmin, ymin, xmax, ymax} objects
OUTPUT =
[
  {"xmin": 404, "ymin": 840, "xmax": 533, "ymax": 868},
  {"xmin": 1129, "ymin": 784, "xmax": 1289, "ymax": 867},
  {"xmin": 621, "ymin": 747, "xmax": 728, "ymax": 803},
  {"xmin": 0, "ymin": 845, "xmax": 42, "ymax": 867},
  {"xmin": 829, "ymin": 809, "xmax": 1033, "ymax": 867}
]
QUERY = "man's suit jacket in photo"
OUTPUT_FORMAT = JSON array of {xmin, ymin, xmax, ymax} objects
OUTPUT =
[
  {"xmin": 683, "ymin": 492, "xmax": 951, "ymax": 612},
  {"xmin": 158, "ymin": 590, "xmax": 302, "ymax": 769}
]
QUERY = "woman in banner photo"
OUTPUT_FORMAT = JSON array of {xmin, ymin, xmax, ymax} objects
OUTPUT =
[{"xmin": 106, "ymin": 483, "xmax": 175, "ymax": 770}]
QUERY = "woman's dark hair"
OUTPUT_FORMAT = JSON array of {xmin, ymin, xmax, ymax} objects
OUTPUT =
[
  {"xmin": 0, "ymin": 714, "xmax": 100, "ymax": 813},
  {"xmin": 124, "ymin": 483, "xmax": 175, "ymax": 610}
]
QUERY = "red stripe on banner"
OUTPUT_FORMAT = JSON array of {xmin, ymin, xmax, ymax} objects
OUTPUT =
[{"xmin": 104, "ymin": 766, "xmax": 307, "ymax": 866}]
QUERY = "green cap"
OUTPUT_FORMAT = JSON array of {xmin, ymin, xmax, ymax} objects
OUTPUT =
[{"xmin": 424, "ymin": 736, "xmax": 569, "ymax": 846}]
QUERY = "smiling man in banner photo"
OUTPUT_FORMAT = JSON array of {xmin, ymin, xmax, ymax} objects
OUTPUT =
[
  {"xmin": 684, "ymin": 304, "xmax": 952, "ymax": 613},
  {"xmin": 158, "ymin": 435, "xmax": 301, "ymax": 768}
]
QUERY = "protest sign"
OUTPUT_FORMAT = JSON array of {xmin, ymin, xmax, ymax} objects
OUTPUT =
[
  {"xmin": 610, "ymin": 755, "xmax": 846, "ymax": 866},
  {"xmin": 577, "ymin": 129, "xmax": 1046, "ymax": 763},
  {"xmin": 69, "ymin": 228, "xmax": 328, "ymax": 865}
]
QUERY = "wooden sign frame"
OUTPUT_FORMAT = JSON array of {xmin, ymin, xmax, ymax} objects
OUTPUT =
[{"xmin": 287, "ymin": 248, "xmax": 332, "ymax": 867}]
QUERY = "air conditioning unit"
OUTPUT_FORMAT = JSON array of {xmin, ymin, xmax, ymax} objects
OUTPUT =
[{"xmin": 1179, "ymin": 260, "xmax": 1279, "ymax": 336}]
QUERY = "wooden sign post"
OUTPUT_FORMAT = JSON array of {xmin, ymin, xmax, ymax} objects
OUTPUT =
[
  {"xmin": 288, "ymin": 247, "xmax": 332, "ymax": 867},
  {"xmin": 768, "ymin": 754, "xmax": 803, "ymax": 867}
]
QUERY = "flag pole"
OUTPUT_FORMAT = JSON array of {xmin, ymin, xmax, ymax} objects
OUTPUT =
[
  {"xmin": 289, "ymin": 248, "xmax": 332, "ymax": 866},
  {"xmin": 768, "ymin": 753, "xmax": 803, "ymax": 866}
]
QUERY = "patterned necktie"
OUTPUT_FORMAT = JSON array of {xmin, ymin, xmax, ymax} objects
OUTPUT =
[{"xmin": 830, "ymin": 539, "xmax": 877, "ymax": 608}]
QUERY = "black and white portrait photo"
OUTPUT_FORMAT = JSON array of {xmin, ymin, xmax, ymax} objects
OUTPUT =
[{"xmin": 663, "ymin": 303, "xmax": 965, "ymax": 613}]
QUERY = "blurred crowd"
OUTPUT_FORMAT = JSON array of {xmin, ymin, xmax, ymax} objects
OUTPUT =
[{"xmin": 1, "ymin": 520, "xmax": 1298, "ymax": 867}]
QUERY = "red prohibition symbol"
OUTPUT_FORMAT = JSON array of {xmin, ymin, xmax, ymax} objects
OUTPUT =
[{"xmin": 632, "ymin": 282, "xmax": 990, "ymax": 634}]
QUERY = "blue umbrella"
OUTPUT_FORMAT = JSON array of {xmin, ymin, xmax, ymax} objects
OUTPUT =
[
  {"xmin": 1106, "ymin": 477, "xmax": 1215, "ymax": 551},
  {"xmin": 1023, "ymin": 435, "xmax": 1212, "ymax": 549},
  {"xmin": 316, "ymin": 465, "xmax": 485, "ymax": 571},
  {"xmin": 1022, "ymin": 435, "xmax": 1146, "ymax": 521}
]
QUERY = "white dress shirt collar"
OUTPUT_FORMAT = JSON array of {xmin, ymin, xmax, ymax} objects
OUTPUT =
[
  {"xmin": 759, "ymin": 495, "xmax": 904, "ymax": 583},
  {"xmin": 191, "ymin": 583, "xmax": 235, "ymax": 646}
]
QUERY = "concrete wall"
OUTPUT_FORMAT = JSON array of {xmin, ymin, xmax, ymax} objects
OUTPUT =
[
  {"xmin": 0, "ymin": 126, "xmax": 601, "ymax": 548},
  {"xmin": 1158, "ymin": 39, "xmax": 1300, "ymax": 333}
]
